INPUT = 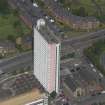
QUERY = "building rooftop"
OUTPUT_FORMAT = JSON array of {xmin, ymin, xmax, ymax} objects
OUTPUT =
[
  {"xmin": 38, "ymin": 23, "xmax": 60, "ymax": 44},
  {"xmin": 77, "ymin": 67, "xmax": 97, "ymax": 83},
  {"xmin": 62, "ymin": 62, "xmax": 101, "ymax": 92},
  {"xmin": 64, "ymin": 75, "xmax": 81, "ymax": 92}
]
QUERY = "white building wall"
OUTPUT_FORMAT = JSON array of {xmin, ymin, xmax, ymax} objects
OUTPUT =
[
  {"xmin": 55, "ymin": 44, "xmax": 60, "ymax": 93},
  {"xmin": 34, "ymin": 28, "xmax": 49, "ymax": 90},
  {"xmin": 34, "ymin": 27, "xmax": 60, "ymax": 93}
]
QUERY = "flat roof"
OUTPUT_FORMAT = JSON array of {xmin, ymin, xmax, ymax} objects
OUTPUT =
[
  {"xmin": 38, "ymin": 25, "xmax": 60, "ymax": 44},
  {"xmin": 64, "ymin": 75, "xmax": 80, "ymax": 92}
]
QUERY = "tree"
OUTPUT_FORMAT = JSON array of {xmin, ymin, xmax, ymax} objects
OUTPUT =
[
  {"xmin": 50, "ymin": 91, "xmax": 57, "ymax": 99},
  {"xmin": 72, "ymin": 6, "xmax": 88, "ymax": 17},
  {"xmin": 13, "ymin": 9, "xmax": 19, "ymax": 16},
  {"xmin": 0, "ymin": 0, "xmax": 9, "ymax": 14},
  {"xmin": 14, "ymin": 20, "xmax": 24, "ymax": 36},
  {"xmin": 78, "ymin": 7, "xmax": 87, "ymax": 17},
  {"xmin": 7, "ymin": 35, "xmax": 16, "ymax": 42}
]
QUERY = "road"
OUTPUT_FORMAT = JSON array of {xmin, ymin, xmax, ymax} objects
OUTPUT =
[
  {"xmin": 0, "ymin": 51, "xmax": 33, "ymax": 73},
  {"xmin": 75, "ymin": 93, "xmax": 105, "ymax": 105},
  {"xmin": 62, "ymin": 29, "xmax": 105, "ymax": 49},
  {"xmin": 61, "ymin": 29, "xmax": 105, "ymax": 60}
]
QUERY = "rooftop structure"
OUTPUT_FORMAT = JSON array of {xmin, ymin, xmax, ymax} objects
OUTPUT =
[{"xmin": 36, "ymin": 19, "xmax": 60, "ymax": 44}]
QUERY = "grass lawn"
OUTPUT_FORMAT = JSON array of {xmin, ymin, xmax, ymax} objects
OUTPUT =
[
  {"xmin": 84, "ymin": 40, "xmax": 105, "ymax": 75},
  {"xmin": 0, "ymin": 13, "xmax": 31, "ymax": 40},
  {"xmin": 0, "ymin": 0, "xmax": 31, "ymax": 40}
]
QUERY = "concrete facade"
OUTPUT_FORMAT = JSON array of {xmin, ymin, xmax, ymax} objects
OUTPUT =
[{"xmin": 34, "ymin": 19, "xmax": 60, "ymax": 93}]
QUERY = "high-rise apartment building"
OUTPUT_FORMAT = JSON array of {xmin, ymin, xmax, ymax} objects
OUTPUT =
[{"xmin": 34, "ymin": 19, "xmax": 60, "ymax": 93}]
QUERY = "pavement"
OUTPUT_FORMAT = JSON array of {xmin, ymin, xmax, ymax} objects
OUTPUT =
[
  {"xmin": 0, "ymin": 51, "xmax": 33, "ymax": 74},
  {"xmin": 75, "ymin": 93, "xmax": 105, "ymax": 105}
]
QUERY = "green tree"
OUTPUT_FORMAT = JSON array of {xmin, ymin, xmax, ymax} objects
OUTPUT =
[
  {"xmin": 72, "ymin": 7, "xmax": 88, "ymax": 17},
  {"xmin": 13, "ymin": 9, "xmax": 19, "ymax": 17},
  {"xmin": 78, "ymin": 7, "xmax": 87, "ymax": 17},
  {"xmin": 7, "ymin": 35, "xmax": 16, "ymax": 42},
  {"xmin": 0, "ymin": 0, "xmax": 9, "ymax": 14},
  {"xmin": 14, "ymin": 20, "xmax": 24, "ymax": 36},
  {"xmin": 50, "ymin": 91, "xmax": 57, "ymax": 99}
]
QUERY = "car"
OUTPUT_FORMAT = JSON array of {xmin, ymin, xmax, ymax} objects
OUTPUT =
[
  {"xmin": 63, "ymin": 103, "xmax": 69, "ymax": 105},
  {"xmin": 76, "ymin": 67, "xmax": 80, "ymax": 71},
  {"xmin": 33, "ymin": 3, "xmax": 38, "ymax": 7},
  {"xmin": 99, "ymin": 73, "xmax": 103, "ymax": 78},
  {"xmin": 45, "ymin": 16, "xmax": 49, "ymax": 19},
  {"xmin": 54, "ymin": 0, "xmax": 58, "ymax": 2},
  {"xmin": 97, "ymin": 92, "xmax": 101, "ymax": 95},
  {"xmin": 74, "ymin": 63, "xmax": 79, "ymax": 67},
  {"xmin": 90, "ymin": 64, "xmax": 94, "ymax": 67},
  {"xmin": 71, "ymin": 69, "xmax": 75, "ymax": 72},
  {"xmin": 50, "ymin": 19, "xmax": 55, "ymax": 23},
  {"xmin": 0, "ymin": 70, "xmax": 5, "ymax": 75},
  {"xmin": 101, "ymin": 91, "xmax": 105, "ymax": 94},
  {"xmin": 92, "ymin": 68, "xmax": 96, "ymax": 72},
  {"xmin": 91, "ymin": 92, "xmax": 101, "ymax": 96},
  {"xmin": 91, "ymin": 93, "xmax": 96, "ymax": 96}
]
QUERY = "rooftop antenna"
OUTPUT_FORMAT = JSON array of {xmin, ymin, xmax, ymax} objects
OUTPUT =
[{"xmin": 36, "ymin": 19, "xmax": 46, "ymax": 30}]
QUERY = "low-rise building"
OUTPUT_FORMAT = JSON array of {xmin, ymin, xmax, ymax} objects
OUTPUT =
[
  {"xmin": 71, "ymin": 17, "xmax": 100, "ymax": 31},
  {"xmin": 63, "ymin": 75, "xmax": 85, "ymax": 98},
  {"xmin": 16, "ymin": 35, "xmax": 33, "ymax": 50},
  {"xmin": 0, "ymin": 41, "xmax": 16, "ymax": 56},
  {"xmin": 22, "ymin": 35, "xmax": 33, "ymax": 50},
  {"xmin": 61, "ymin": 64, "xmax": 104, "ymax": 98}
]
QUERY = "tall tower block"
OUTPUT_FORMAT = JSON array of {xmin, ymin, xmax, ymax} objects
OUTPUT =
[{"xmin": 34, "ymin": 19, "xmax": 60, "ymax": 93}]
